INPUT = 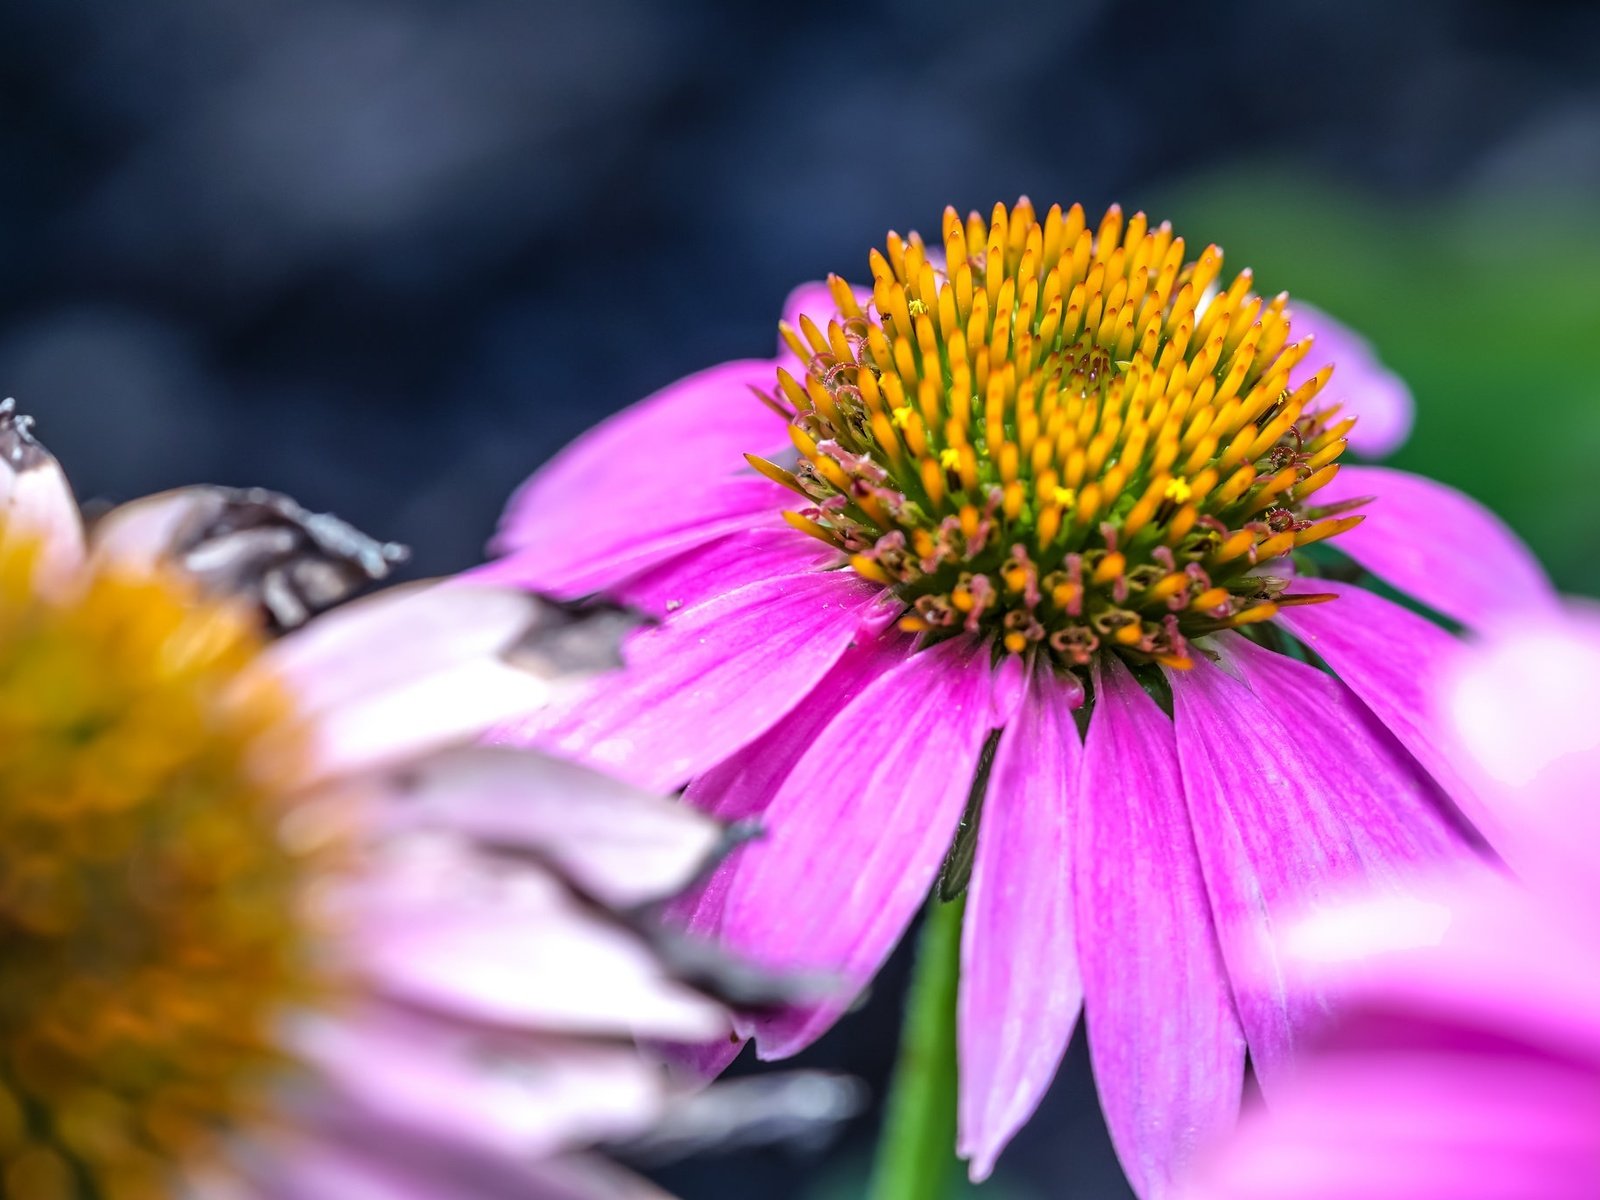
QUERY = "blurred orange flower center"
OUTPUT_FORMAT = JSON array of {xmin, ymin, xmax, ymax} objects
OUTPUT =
[{"xmin": 0, "ymin": 538, "xmax": 323, "ymax": 1200}]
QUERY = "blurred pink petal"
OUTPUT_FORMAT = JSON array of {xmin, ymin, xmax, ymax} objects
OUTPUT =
[
  {"xmin": 297, "ymin": 1009, "xmax": 664, "ymax": 1160},
  {"xmin": 1289, "ymin": 302, "xmax": 1413, "ymax": 458},
  {"xmin": 1439, "ymin": 608, "xmax": 1600, "ymax": 861},
  {"xmin": 1190, "ymin": 1052, "xmax": 1600, "ymax": 1200},
  {"xmin": 266, "ymin": 584, "xmax": 540, "ymax": 712},
  {"xmin": 83, "ymin": 488, "xmax": 199, "ymax": 569},
  {"xmin": 1278, "ymin": 879, "xmax": 1600, "ymax": 1060},
  {"xmin": 306, "ymin": 656, "xmax": 555, "ymax": 779},
  {"xmin": 355, "ymin": 864, "xmax": 730, "ymax": 1042},
  {"xmin": 380, "ymin": 747, "xmax": 725, "ymax": 908},
  {"xmin": 0, "ymin": 400, "xmax": 84, "ymax": 582}
]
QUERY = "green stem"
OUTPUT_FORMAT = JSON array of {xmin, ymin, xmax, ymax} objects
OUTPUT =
[{"xmin": 868, "ymin": 893, "xmax": 966, "ymax": 1200}]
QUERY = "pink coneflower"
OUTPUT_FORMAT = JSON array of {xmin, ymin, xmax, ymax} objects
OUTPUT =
[
  {"xmin": 1187, "ymin": 609, "xmax": 1600, "ymax": 1200},
  {"xmin": 484, "ymin": 201, "xmax": 1554, "ymax": 1194},
  {"xmin": 0, "ymin": 404, "xmax": 759, "ymax": 1200}
]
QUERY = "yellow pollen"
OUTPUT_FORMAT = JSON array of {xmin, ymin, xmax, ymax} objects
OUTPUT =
[
  {"xmin": 755, "ymin": 199, "xmax": 1362, "ymax": 675},
  {"xmin": 0, "ymin": 534, "xmax": 328, "ymax": 1197}
]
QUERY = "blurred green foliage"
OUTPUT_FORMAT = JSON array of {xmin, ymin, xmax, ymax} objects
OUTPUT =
[{"xmin": 1166, "ymin": 174, "xmax": 1600, "ymax": 599}]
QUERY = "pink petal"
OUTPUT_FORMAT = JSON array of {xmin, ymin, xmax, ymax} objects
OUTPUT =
[
  {"xmin": 684, "ymin": 629, "xmax": 915, "ymax": 825},
  {"xmin": 524, "ymin": 570, "xmax": 893, "ymax": 793},
  {"xmin": 1289, "ymin": 303, "xmax": 1414, "ymax": 458},
  {"xmin": 1189, "ymin": 1052, "xmax": 1600, "ymax": 1200},
  {"xmin": 651, "ymin": 633, "xmax": 915, "ymax": 1081},
  {"xmin": 1167, "ymin": 645, "xmax": 1467, "ymax": 1093},
  {"xmin": 957, "ymin": 667, "xmax": 1085, "ymax": 1182},
  {"xmin": 481, "ymin": 475, "xmax": 791, "ymax": 601},
  {"xmin": 666, "ymin": 630, "xmax": 914, "ymax": 936},
  {"xmin": 0, "ymin": 421, "xmax": 84, "ymax": 584},
  {"xmin": 1437, "ymin": 608, "xmax": 1600, "ymax": 876},
  {"xmin": 247, "ymin": 1138, "xmax": 668, "ymax": 1200},
  {"xmin": 1276, "ymin": 581, "xmax": 1503, "ymax": 852},
  {"xmin": 1077, "ymin": 657, "xmax": 1245, "ymax": 1199},
  {"xmin": 379, "ymin": 747, "xmax": 725, "ymax": 908},
  {"xmin": 615, "ymin": 525, "xmax": 835, "ymax": 618},
  {"xmin": 517, "ymin": 1155, "xmax": 676, "ymax": 1200},
  {"xmin": 1219, "ymin": 632, "xmax": 1472, "ymax": 859},
  {"xmin": 1277, "ymin": 874, "xmax": 1600, "ymax": 1066},
  {"xmin": 296, "ymin": 1007, "xmax": 664, "ymax": 1161},
  {"xmin": 354, "ymin": 861, "xmax": 728, "ymax": 1043},
  {"xmin": 721, "ymin": 638, "xmax": 995, "ymax": 1059},
  {"xmin": 85, "ymin": 488, "xmax": 196, "ymax": 568},
  {"xmin": 1313, "ymin": 465, "xmax": 1555, "ymax": 631},
  {"xmin": 240, "ymin": 1141, "xmax": 438, "ymax": 1200},
  {"xmin": 493, "ymin": 359, "xmax": 789, "ymax": 559},
  {"xmin": 305, "ymin": 656, "xmax": 558, "ymax": 780},
  {"xmin": 650, "ymin": 1033, "xmax": 747, "ymax": 1084},
  {"xmin": 266, "ymin": 584, "xmax": 541, "ymax": 715},
  {"xmin": 264, "ymin": 586, "xmax": 581, "ymax": 780}
]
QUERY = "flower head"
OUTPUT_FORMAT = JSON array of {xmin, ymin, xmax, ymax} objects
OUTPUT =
[
  {"xmin": 485, "ymin": 202, "xmax": 1555, "ymax": 1195},
  {"xmin": 1187, "ymin": 610, "xmax": 1600, "ymax": 1200},
  {"xmin": 0, "ymin": 405, "xmax": 774, "ymax": 1199},
  {"xmin": 756, "ymin": 201, "xmax": 1370, "ymax": 674}
]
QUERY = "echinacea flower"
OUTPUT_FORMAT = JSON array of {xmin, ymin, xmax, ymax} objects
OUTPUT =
[
  {"xmin": 0, "ymin": 403, "xmax": 776, "ymax": 1200},
  {"xmin": 1187, "ymin": 609, "xmax": 1600, "ymax": 1200},
  {"xmin": 483, "ymin": 201, "xmax": 1554, "ymax": 1194}
]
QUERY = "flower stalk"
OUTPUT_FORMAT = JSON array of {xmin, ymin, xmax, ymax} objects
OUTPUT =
[{"xmin": 869, "ymin": 892, "xmax": 966, "ymax": 1200}]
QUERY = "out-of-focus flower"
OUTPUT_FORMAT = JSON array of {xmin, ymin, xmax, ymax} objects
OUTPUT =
[
  {"xmin": 481, "ymin": 201, "xmax": 1553, "ymax": 1194},
  {"xmin": 1186, "ymin": 609, "xmax": 1600, "ymax": 1200},
  {"xmin": 0, "ymin": 401, "xmax": 822, "ymax": 1200}
]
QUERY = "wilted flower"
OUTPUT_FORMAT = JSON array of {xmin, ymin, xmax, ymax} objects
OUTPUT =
[
  {"xmin": 0, "ymin": 403, "xmax": 804, "ymax": 1199},
  {"xmin": 483, "ymin": 201, "xmax": 1551, "ymax": 1193},
  {"xmin": 1187, "ymin": 609, "xmax": 1600, "ymax": 1200}
]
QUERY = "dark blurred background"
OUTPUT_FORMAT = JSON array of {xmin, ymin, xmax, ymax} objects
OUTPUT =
[{"xmin": 5, "ymin": 1, "xmax": 1598, "ymax": 1195}]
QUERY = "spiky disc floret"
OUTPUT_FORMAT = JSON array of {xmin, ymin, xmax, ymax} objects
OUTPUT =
[{"xmin": 751, "ymin": 200, "xmax": 1360, "ymax": 675}]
